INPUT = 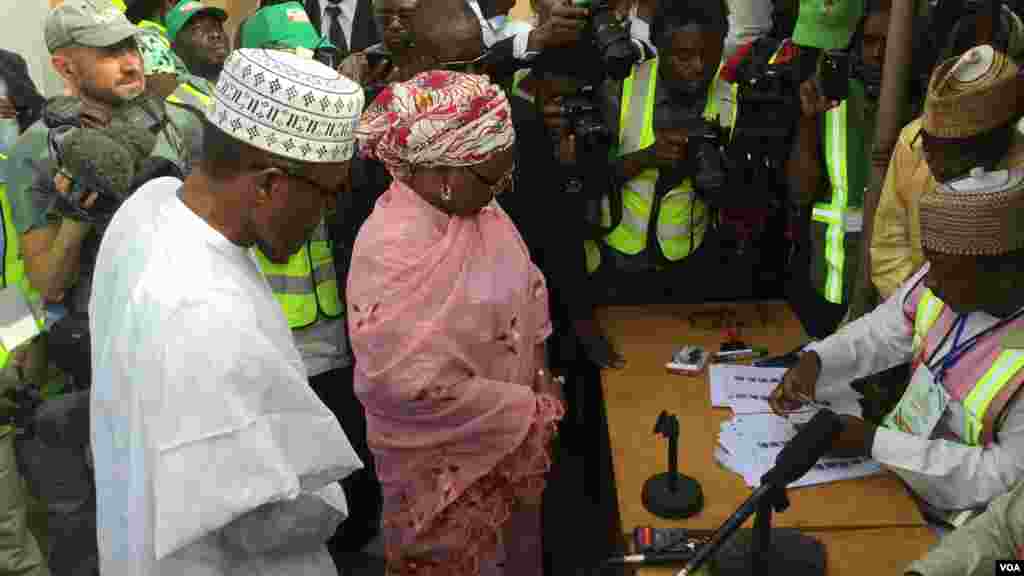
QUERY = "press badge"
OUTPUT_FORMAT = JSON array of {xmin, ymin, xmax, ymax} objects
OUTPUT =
[
  {"xmin": 1002, "ymin": 328, "xmax": 1024, "ymax": 350},
  {"xmin": 883, "ymin": 364, "xmax": 950, "ymax": 438}
]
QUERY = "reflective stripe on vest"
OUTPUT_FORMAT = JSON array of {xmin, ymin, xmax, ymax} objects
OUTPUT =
[
  {"xmin": 963, "ymin": 350, "xmax": 1024, "ymax": 444},
  {"xmin": 618, "ymin": 59, "xmax": 658, "ymax": 155},
  {"xmin": 913, "ymin": 288, "xmax": 944, "ymax": 353},
  {"xmin": 908, "ymin": 286, "xmax": 1024, "ymax": 445},
  {"xmin": 167, "ymin": 81, "xmax": 212, "ymax": 113},
  {"xmin": 253, "ymin": 222, "xmax": 342, "ymax": 329},
  {"xmin": 815, "ymin": 97, "xmax": 851, "ymax": 304}
]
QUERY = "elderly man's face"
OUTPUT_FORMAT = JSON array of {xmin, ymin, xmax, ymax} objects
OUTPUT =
[
  {"xmin": 253, "ymin": 160, "xmax": 349, "ymax": 263},
  {"xmin": 924, "ymin": 248, "xmax": 1023, "ymax": 316}
]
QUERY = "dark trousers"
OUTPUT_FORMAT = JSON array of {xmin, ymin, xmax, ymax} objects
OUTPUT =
[
  {"xmin": 308, "ymin": 366, "xmax": 382, "ymax": 557},
  {"xmin": 15, "ymin": 390, "xmax": 98, "ymax": 576}
]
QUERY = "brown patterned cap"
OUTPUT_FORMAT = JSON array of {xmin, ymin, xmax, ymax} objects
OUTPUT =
[
  {"xmin": 922, "ymin": 45, "xmax": 1021, "ymax": 139},
  {"xmin": 921, "ymin": 166, "xmax": 1024, "ymax": 255}
]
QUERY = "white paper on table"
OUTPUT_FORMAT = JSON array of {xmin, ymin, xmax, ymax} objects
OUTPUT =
[
  {"xmin": 716, "ymin": 409, "xmax": 884, "ymax": 488},
  {"xmin": 710, "ymin": 364, "xmax": 786, "ymax": 410},
  {"xmin": 709, "ymin": 364, "xmax": 786, "ymax": 407},
  {"xmin": 0, "ymin": 286, "xmax": 40, "ymax": 352},
  {"xmin": 789, "ymin": 457, "xmax": 883, "ymax": 487}
]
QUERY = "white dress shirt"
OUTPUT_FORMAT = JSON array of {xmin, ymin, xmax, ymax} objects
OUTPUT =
[
  {"xmin": 466, "ymin": 0, "xmax": 537, "ymax": 60},
  {"xmin": 90, "ymin": 177, "xmax": 363, "ymax": 575},
  {"xmin": 805, "ymin": 266, "xmax": 1024, "ymax": 512},
  {"xmin": 724, "ymin": 0, "xmax": 773, "ymax": 58},
  {"xmin": 626, "ymin": 5, "xmax": 657, "ymax": 59},
  {"xmin": 319, "ymin": 0, "xmax": 354, "ymax": 49}
]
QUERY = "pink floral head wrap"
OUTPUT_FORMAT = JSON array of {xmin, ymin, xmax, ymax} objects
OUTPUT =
[{"xmin": 355, "ymin": 71, "xmax": 515, "ymax": 173}]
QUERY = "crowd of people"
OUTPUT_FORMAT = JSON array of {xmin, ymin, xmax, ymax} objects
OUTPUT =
[{"xmin": 0, "ymin": 0, "xmax": 1023, "ymax": 574}]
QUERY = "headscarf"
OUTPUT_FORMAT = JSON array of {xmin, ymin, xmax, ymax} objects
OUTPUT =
[{"xmin": 355, "ymin": 70, "xmax": 514, "ymax": 175}]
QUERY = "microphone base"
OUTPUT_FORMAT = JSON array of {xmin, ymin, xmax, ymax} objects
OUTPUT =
[
  {"xmin": 641, "ymin": 472, "xmax": 704, "ymax": 519},
  {"xmin": 711, "ymin": 528, "xmax": 826, "ymax": 576}
]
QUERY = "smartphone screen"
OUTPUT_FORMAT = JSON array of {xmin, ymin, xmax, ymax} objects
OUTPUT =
[{"xmin": 818, "ymin": 50, "xmax": 850, "ymax": 101}]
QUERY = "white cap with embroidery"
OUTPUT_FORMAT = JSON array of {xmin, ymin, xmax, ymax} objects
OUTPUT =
[{"xmin": 207, "ymin": 48, "xmax": 364, "ymax": 163}]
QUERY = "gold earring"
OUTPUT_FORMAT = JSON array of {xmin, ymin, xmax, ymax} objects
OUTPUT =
[{"xmin": 441, "ymin": 183, "xmax": 452, "ymax": 203}]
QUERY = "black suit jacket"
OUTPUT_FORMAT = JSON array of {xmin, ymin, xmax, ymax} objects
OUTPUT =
[{"xmin": 305, "ymin": 0, "xmax": 380, "ymax": 53}]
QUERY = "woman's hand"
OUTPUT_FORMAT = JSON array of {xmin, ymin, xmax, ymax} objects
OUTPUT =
[{"xmin": 535, "ymin": 368, "xmax": 564, "ymax": 404}]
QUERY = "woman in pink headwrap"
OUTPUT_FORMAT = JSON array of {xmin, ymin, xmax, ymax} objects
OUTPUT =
[{"xmin": 348, "ymin": 71, "xmax": 564, "ymax": 576}]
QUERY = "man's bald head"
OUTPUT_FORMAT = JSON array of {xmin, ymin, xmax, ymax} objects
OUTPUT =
[{"xmin": 410, "ymin": 0, "xmax": 484, "ymax": 63}]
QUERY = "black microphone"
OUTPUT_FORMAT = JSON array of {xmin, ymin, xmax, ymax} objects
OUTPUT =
[
  {"xmin": 761, "ymin": 409, "xmax": 843, "ymax": 488},
  {"xmin": 677, "ymin": 410, "xmax": 843, "ymax": 576}
]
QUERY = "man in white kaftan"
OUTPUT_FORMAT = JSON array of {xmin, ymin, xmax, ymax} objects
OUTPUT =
[{"xmin": 88, "ymin": 48, "xmax": 365, "ymax": 574}]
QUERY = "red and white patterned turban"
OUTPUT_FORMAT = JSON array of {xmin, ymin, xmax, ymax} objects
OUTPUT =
[{"xmin": 355, "ymin": 71, "xmax": 515, "ymax": 172}]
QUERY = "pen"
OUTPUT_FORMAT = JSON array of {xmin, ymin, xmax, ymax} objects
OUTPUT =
[
  {"xmin": 606, "ymin": 552, "xmax": 695, "ymax": 565},
  {"xmin": 714, "ymin": 347, "xmax": 768, "ymax": 360},
  {"xmin": 753, "ymin": 341, "xmax": 814, "ymax": 367},
  {"xmin": 793, "ymin": 393, "xmax": 830, "ymax": 411}
]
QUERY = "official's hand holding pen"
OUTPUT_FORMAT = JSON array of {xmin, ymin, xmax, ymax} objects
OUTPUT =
[{"xmin": 768, "ymin": 351, "xmax": 822, "ymax": 416}]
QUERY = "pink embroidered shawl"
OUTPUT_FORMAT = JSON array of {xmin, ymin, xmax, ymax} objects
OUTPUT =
[{"xmin": 346, "ymin": 179, "xmax": 553, "ymax": 551}]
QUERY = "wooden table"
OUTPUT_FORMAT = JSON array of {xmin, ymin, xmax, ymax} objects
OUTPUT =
[
  {"xmin": 635, "ymin": 526, "xmax": 937, "ymax": 575},
  {"xmin": 598, "ymin": 302, "xmax": 927, "ymax": 533}
]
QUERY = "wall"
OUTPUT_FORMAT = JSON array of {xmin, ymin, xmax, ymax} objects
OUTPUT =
[{"xmin": 1, "ymin": 0, "xmax": 65, "ymax": 97}]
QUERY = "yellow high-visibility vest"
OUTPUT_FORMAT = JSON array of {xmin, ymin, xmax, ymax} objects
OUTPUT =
[
  {"xmin": 166, "ymin": 78, "xmax": 213, "ymax": 114},
  {"xmin": 252, "ymin": 221, "xmax": 342, "ymax": 329},
  {"xmin": 887, "ymin": 286, "xmax": 1024, "ymax": 446},
  {"xmin": 585, "ymin": 59, "xmax": 728, "ymax": 274},
  {"xmin": 0, "ymin": 153, "xmax": 40, "ymax": 367}
]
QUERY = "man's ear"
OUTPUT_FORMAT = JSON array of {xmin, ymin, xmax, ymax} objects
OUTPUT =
[
  {"xmin": 255, "ymin": 170, "xmax": 276, "ymax": 206},
  {"xmin": 51, "ymin": 52, "xmax": 77, "ymax": 87}
]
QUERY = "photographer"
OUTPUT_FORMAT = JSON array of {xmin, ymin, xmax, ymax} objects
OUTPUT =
[
  {"xmin": 772, "ymin": 0, "xmax": 868, "ymax": 338},
  {"xmin": 6, "ymin": 3, "xmax": 195, "ymax": 574},
  {"xmin": 588, "ymin": 6, "xmax": 727, "ymax": 292}
]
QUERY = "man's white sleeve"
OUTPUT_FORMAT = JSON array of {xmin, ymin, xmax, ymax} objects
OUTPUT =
[
  {"xmin": 874, "ymin": 399, "xmax": 1024, "ymax": 511},
  {"xmin": 804, "ymin": 273, "xmax": 917, "ymax": 399}
]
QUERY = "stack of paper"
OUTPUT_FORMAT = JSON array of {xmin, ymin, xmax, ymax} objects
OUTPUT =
[{"xmin": 709, "ymin": 364, "xmax": 883, "ymax": 488}]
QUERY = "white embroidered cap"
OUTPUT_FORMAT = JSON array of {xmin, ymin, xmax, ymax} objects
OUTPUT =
[{"xmin": 207, "ymin": 48, "xmax": 364, "ymax": 163}]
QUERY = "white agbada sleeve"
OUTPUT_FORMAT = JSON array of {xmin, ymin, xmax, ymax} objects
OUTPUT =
[
  {"xmin": 871, "ymin": 403, "xmax": 1024, "ymax": 511},
  {"xmin": 804, "ymin": 273, "xmax": 917, "ymax": 400},
  {"xmin": 150, "ymin": 302, "xmax": 362, "ymax": 560}
]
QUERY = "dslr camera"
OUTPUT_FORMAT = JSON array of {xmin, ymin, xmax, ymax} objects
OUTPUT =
[
  {"xmin": 559, "ymin": 86, "xmax": 613, "ymax": 158},
  {"xmin": 655, "ymin": 105, "xmax": 728, "ymax": 199},
  {"xmin": 571, "ymin": 0, "xmax": 640, "ymax": 81}
]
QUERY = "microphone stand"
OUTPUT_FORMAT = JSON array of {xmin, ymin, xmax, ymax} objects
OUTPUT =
[{"xmin": 642, "ymin": 411, "xmax": 703, "ymax": 519}]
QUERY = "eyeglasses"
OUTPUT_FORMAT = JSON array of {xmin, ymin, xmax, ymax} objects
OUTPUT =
[
  {"xmin": 467, "ymin": 160, "xmax": 516, "ymax": 197},
  {"xmin": 258, "ymin": 165, "xmax": 338, "ymax": 214},
  {"xmin": 437, "ymin": 50, "xmax": 492, "ymax": 73}
]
